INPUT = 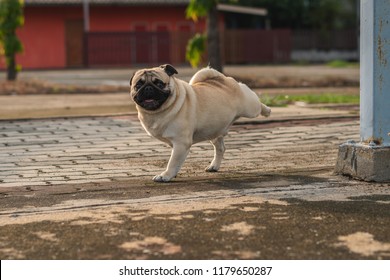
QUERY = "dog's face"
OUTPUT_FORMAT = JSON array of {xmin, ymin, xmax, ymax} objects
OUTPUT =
[{"xmin": 130, "ymin": 64, "xmax": 178, "ymax": 111}]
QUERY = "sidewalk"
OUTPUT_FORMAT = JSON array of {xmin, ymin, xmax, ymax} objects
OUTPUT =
[
  {"xmin": 1, "ymin": 108, "xmax": 389, "ymax": 260},
  {"xmin": 1, "ymin": 65, "xmax": 359, "ymax": 87}
]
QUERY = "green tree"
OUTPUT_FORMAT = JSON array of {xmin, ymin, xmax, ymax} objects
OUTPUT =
[
  {"xmin": 186, "ymin": 0, "xmax": 222, "ymax": 72},
  {"xmin": 0, "ymin": 0, "xmax": 24, "ymax": 81}
]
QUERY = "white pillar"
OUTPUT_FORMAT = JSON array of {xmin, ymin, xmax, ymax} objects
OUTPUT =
[
  {"xmin": 360, "ymin": 0, "xmax": 390, "ymax": 146},
  {"xmin": 335, "ymin": 0, "xmax": 390, "ymax": 182}
]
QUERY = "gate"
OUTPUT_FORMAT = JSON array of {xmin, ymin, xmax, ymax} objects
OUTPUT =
[
  {"xmin": 85, "ymin": 32, "xmax": 171, "ymax": 67},
  {"xmin": 84, "ymin": 29, "xmax": 292, "ymax": 67},
  {"xmin": 224, "ymin": 29, "xmax": 291, "ymax": 64}
]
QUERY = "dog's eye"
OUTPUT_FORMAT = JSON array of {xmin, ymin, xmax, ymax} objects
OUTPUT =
[
  {"xmin": 154, "ymin": 80, "xmax": 165, "ymax": 89},
  {"xmin": 135, "ymin": 81, "xmax": 144, "ymax": 90}
]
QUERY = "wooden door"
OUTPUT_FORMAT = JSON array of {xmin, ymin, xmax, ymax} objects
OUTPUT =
[{"xmin": 65, "ymin": 20, "xmax": 84, "ymax": 68}]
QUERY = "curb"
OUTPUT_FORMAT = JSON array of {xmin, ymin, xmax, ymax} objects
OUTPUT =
[{"xmin": 0, "ymin": 112, "xmax": 359, "ymax": 124}]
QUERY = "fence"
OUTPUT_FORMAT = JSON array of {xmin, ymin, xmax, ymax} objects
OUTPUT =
[
  {"xmin": 223, "ymin": 29, "xmax": 291, "ymax": 64},
  {"xmin": 84, "ymin": 29, "xmax": 291, "ymax": 67},
  {"xmin": 83, "ymin": 29, "xmax": 357, "ymax": 67},
  {"xmin": 293, "ymin": 29, "xmax": 358, "ymax": 51},
  {"xmin": 291, "ymin": 29, "xmax": 358, "ymax": 62},
  {"xmin": 85, "ymin": 32, "xmax": 170, "ymax": 66}
]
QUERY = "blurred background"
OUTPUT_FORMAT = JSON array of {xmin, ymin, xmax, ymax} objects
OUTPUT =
[
  {"xmin": 0, "ymin": 0, "xmax": 359, "ymax": 70},
  {"xmin": 0, "ymin": 0, "xmax": 360, "ymax": 119}
]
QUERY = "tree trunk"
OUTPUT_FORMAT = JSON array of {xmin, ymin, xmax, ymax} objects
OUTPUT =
[
  {"xmin": 206, "ymin": 4, "xmax": 222, "ymax": 73},
  {"xmin": 7, "ymin": 55, "xmax": 17, "ymax": 81}
]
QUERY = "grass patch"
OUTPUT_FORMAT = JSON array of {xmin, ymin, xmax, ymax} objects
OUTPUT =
[
  {"xmin": 326, "ymin": 60, "xmax": 359, "ymax": 68},
  {"xmin": 261, "ymin": 93, "xmax": 360, "ymax": 107}
]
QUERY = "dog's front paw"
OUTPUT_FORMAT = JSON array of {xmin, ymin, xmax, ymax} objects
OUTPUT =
[
  {"xmin": 205, "ymin": 165, "xmax": 219, "ymax": 172},
  {"xmin": 153, "ymin": 174, "xmax": 172, "ymax": 182}
]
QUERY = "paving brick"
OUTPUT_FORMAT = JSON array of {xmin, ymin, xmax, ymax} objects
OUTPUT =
[
  {"xmin": 67, "ymin": 173, "xmax": 129, "ymax": 180},
  {"xmin": 0, "ymin": 116, "xmax": 361, "ymax": 188},
  {"xmin": 0, "ymin": 181, "xmax": 48, "ymax": 188},
  {"xmin": 46, "ymin": 179, "xmax": 112, "ymax": 185},
  {"xmin": 83, "ymin": 169, "xmax": 131, "ymax": 175}
]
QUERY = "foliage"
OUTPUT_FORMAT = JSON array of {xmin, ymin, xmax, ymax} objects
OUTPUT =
[
  {"xmin": 0, "ymin": 0, "xmax": 24, "ymax": 80},
  {"xmin": 186, "ymin": 0, "xmax": 225, "ymax": 70},
  {"xmin": 186, "ymin": 33, "xmax": 206, "ymax": 68},
  {"xmin": 186, "ymin": 0, "xmax": 218, "ymax": 22}
]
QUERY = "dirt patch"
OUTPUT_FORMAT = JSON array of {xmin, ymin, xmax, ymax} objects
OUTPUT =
[
  {"xmin": 0, "ymin": 80, "xmax": 129, "ymax": 95},
  {"xmin": 336, "ymin": 232, "xmax": 390, "ymax": 257}
]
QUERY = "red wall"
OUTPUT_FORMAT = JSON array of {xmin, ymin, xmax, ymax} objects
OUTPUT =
[
  {"xmin": 1, "ymin": 6, "xmax": 83, "ymax": 69},
  {"xmin": 90, "ymin": 6, "xmax": 204, "ymax": 32},
  {"xmin": 1, "ymin": 5, "xmax": 205, "ymax": 69}
]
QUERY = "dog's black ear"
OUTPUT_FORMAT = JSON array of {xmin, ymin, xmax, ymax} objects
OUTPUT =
[
  {"xmin": 129, "ymin": 72, "xmax": 135, "ymax": 86},
  {"xmin": 160, "ymin": 64, "xmax": 178, "ymax": 76}
]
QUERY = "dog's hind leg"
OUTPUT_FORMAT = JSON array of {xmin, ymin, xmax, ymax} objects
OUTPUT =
[
  {"xmin": 206, "ymin": 136, "xmax": 225, "ymax": 172},
  {"xmin": 260, "ymin": 103, "xmax": 271, "ymax": 117}
]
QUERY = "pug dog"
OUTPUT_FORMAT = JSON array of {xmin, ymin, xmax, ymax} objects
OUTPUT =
[{"xmin": 130, "ymin": 64, "xmax": 271, "ymax": 182}]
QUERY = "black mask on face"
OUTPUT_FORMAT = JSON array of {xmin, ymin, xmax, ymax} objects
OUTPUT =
[{"xmin": 133, "ymin": 74, "xmax": 171, "ymax": 111}]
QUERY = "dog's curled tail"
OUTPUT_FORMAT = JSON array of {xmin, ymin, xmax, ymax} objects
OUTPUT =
[{"xmin": 189, "ymin": 67, "xmax": 224, "ymax": 85}]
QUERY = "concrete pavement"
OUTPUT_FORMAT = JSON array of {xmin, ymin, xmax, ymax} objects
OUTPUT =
[
  {"xmin": 2, "ymin": 65, "xmax": 359, "ymax": 87},
  {"xmin": 1, "ymin": 111, "xmax": 389, "ymax": 260},
  {"xmin": 0, "ymin": 92, "xmax": 359, "ymax": 120}
]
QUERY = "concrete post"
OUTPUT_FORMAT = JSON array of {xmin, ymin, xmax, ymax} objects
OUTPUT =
[
  {"xmin": 335, "ymin": 0, "xmax": 390, "ymax": 182},
  {"xmin": 83, "ymin": 0, "xmax": 90, "ymax": 32}
]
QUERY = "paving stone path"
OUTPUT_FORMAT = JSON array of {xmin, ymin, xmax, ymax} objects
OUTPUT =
[{"xmin": 0, "ymin": 116, "xmax": 359, "ymax": 188}]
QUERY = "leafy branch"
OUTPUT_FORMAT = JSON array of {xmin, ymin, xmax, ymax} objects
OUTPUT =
[{"xmin": 0, "ymin": 0, "xmax": 24, "ymax": 81}]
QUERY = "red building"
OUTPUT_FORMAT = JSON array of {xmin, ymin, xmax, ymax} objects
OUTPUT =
[
  {"xmin": 1, "ymin": 0, "xmax": 207, "ymax": 69},
  {"xmin": 1, "ymin": 0, "xmax": 292, "ymax": 69}
]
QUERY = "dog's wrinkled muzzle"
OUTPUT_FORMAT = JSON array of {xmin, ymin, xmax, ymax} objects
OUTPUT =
[{"xmin": 134, "ymin": 82, "xmax": 170, "ymax": 111}]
